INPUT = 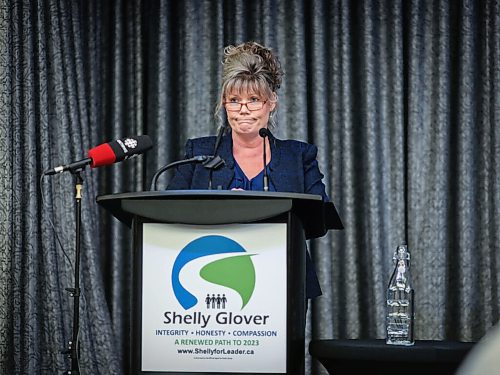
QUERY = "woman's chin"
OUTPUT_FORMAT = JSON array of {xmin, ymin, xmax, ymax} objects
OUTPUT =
[{"xmin": 234, "ymin": 126, "xmax": 259, "ymax": 136}]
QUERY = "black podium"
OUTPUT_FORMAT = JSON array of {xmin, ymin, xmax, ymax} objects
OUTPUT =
[{"xmin": 97, "ymin": 190, "xmax": 342, "ymax": 375}]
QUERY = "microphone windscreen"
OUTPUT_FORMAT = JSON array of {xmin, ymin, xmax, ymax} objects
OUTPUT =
[
  {"xmin": 259, "ymin": 128, "xmax": 270, "ymax": 138},
  {"xmin": 89, "ymin": 135, "xmax": 153, "ymax": 168},
  {"xmin": 88, "ymin": 143, "xmax": 116, "ymax": 167}
]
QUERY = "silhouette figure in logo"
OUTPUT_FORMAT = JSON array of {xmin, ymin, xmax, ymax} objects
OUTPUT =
[{"xmin": 205, "ymin": 293, "xmax": 229, "ymax": 309}]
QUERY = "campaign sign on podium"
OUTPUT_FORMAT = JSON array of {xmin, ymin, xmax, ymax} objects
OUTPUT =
[{"xmin": 141, "ymin": 223, "xmax": 287, "ymax": 372}]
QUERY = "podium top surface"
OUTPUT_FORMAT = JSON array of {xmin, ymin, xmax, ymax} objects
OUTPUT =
[
  {"xmin": 98, "ymin": 189, "xmax": 323, "ymax": 200},
  {"xmin": 97, "ymin": 190, "xmax": 343, "ymax": 239}
]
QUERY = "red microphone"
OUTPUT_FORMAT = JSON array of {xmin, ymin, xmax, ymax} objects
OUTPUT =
[
  {"xmin": 88, "ymin": 135, "xmax": 152, "ymax": 168},
  {"xmin": 44, "ymin": 135, "xmax": 153, "ymax": 175}
]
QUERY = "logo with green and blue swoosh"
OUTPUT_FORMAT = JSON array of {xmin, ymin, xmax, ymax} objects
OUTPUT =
[{"xmin": 171, "ymin": 235, "xmax": 256, "ymax": 310}]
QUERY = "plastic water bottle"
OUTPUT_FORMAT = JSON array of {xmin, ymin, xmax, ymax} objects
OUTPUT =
[{"xmin": 386, "ymin": 243, "xmax": 415, "ymax": 345}]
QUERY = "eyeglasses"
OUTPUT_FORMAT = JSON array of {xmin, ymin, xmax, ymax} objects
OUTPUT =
[{"xmin": 224, "ymin": 100, "xmax": 268, "ymax": 112}]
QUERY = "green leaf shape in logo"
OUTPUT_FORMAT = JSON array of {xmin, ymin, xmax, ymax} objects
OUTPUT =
[{"xmin": 199, "ymin": 254, "xmax": 255, "ymax": 309}]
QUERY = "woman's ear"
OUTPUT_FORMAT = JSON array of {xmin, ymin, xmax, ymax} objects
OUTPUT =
[{"xmin": 269, "ymin": 92, "xmax": 278, "ymax": 111}]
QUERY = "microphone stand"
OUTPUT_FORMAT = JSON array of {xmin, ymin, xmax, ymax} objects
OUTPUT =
[{"xmin": 62, "ymin": 169, "xmax": 84, "ymax": 374}]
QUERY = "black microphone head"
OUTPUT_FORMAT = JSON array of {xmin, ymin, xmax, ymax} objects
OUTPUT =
[
  {"xmin": 107, "ymin": 135, "xmax": 153, "ymax": 163},
  {"xmin": 259, "ymin": 128, "xmax": 270, "ymax": 138}
]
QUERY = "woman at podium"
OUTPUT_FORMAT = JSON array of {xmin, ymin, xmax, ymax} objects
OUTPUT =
[{"xmin": 167, "ymin": 41, "xmax": 329, "ymax": 300}]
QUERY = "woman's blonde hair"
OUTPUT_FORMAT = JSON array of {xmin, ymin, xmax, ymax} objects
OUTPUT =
[{"xmin": 215, "ymin": 41, "xmax": 284, "ymax": 129}]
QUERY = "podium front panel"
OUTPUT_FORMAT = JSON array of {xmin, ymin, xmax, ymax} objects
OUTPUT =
[
  {"xmin": 135, "ymin": 221, "xmax": 293, "ymax": 374},
  {"xmin": 97, "ymin": 192, "xmax": 338, "ymax": 374}
]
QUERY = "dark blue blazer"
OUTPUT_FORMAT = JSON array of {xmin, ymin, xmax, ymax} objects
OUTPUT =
[
  {"xmin": 167, "ymin": 131, "xmax": 328, "ymax": 298},
  {"xmin": 167, "ymin": 132, "xmax": 329, "ymax": 200}
]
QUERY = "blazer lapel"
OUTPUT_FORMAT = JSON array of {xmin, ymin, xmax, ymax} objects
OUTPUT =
[
  {"xmin": 268, "ymin": 133, "xmax": 286, "ymax": 192},
  {"xmin": 211, "ymin": 133, "xmax": 235, "ymax": 189}
]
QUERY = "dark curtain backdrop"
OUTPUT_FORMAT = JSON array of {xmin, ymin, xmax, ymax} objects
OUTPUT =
[{"xmin": 1, "ymin": 0, "xmax": 499, "ymax": 374}]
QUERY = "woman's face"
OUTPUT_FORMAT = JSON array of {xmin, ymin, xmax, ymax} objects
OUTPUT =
[{"xmin": 224, "ymin": 90, "xmax": 276, "ymax": 138}]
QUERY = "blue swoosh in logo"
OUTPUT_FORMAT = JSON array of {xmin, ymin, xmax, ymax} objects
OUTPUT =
[{"xmin": 172, "ymin": 235, "xmax": 246, "ymax": 310}]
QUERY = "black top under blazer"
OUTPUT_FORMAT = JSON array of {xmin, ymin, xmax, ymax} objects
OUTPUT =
[{"xmin": 167, "ymin": 131, "xmax": 329, "ymax": 298}]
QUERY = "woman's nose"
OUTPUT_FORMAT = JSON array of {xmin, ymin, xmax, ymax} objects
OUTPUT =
[{"xmin": 239, "ymin": 103, "xmax": 251, "ymax": 113}]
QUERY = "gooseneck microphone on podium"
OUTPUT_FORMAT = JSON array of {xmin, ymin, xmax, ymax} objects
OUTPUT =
[
  {"xmin": 44, "ymin": 135, "xmax": 153, "ymax": 175},
  {"xmin": 151, "ymin": 127, "xmax": 227, "ymax": 191},
  {"xmin": 259, "ymin": 128, "xmax": 270, "ymax": 191},
  {"xmin": 150, "ymin": 154, "xmax": 226, "ymax": 191},
  {"xmin": 150, "ymin": 155, "xmax": 212, "ymax": 191}
]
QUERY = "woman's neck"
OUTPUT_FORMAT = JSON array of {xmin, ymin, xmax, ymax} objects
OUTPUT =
[
  {"xmin": 231, "ymin": 132, "xmax": 263, "ymax": 150},
  {"xmin": 231, "ymin": 131, "xmax": 272, "ymax": 179}
]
